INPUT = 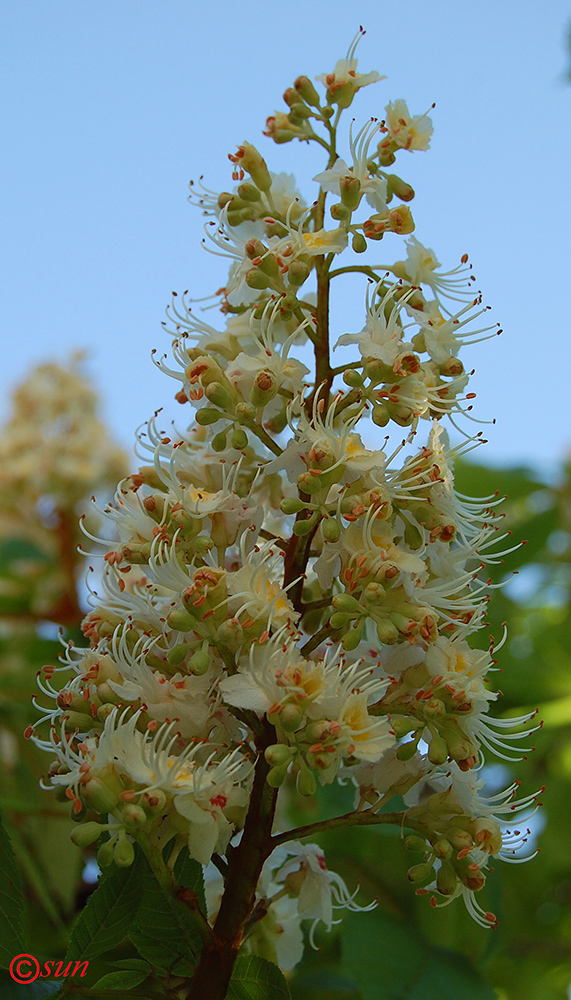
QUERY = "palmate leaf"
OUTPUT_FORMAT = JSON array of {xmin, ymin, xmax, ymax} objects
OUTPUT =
[
  {"xmin": 0, "ymin": 813, "xmax": 26, "ymax": 968},
  {"xmin": 226, "ymin": 955, "xmax": 291, "ymax": 1000},
  {"xmin": 341, "ymin": 910, "xmax": 495, "ymax": 1000},
  {"xmin": 129, "ymin": 850, "xmax": 205, "ymax": 974},
  {"xmin": 65, "ymin": 850, "xmax": 144, "ymax": 963}
]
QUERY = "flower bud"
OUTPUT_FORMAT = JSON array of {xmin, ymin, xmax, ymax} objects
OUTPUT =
[
  {"xmin": 189, "ymin": 649, "xmax": 210, "ymax": 676},
  {"xmin": 388, "ymin": 206, "xmax": 415, "ymax": 234},
  {"xmin": 212, "ymin": 430, "xmax": 228, "ymax": 453},
  {"xmin": 294, "ymin": 75, "xmax": 321, "ymax": 107},
  {"xmin": 237, "ymin": 182, "xmax": 261, "ymax": 202},
  {"xmin": 230, "ymin": 427, "xmax": 248, "ymax": 450},
  {"xmin": 245, "ymin": 238, "xmax": 266, "ymax": 260},
  {"xmin": 386, "ymin": 174, "xmax": 415, "ymax": 202},
  {"xmin": 428, "ymin": 735, "xmax": 449, "ymax": 765},
  {"xmin": 340, "ymin": 175, "xmax": 361, "ymax": 210},
  {"xmin": 234, "ymin": 142, "xmax": 272, "ymax": 191},
  {"xmin": 376, "ymin": 619, "xmax": 400, "ymax": 644},
  {"xmin": 279, "ymin": 704, "xmax": 304, "ymax": 732},
  {"xmin": 235, "ymin": 402, "xmax": 256, "ymax": 424},
  {"xmin": 205, "ymin": 381, "xmax": 234, "ymax": 409},
  {"xmin": 114, "ymin": 834, "xmax": 136, "ymax": 868},
  {"xmin": 142, "ymin": 789, "xmax": 167, "ymax": 813},
  {"xmin": 195, "ymin": 407, "xmax": 222, "ymax": 426},
  {"xmin": 297, "ymin": 471, "xmax": 325, "ymax": 496},
  {"xmin": 390, "ymin": 716, "xmax": 419, "ymax": 738},
  {"xmin": 407, "ymin": 862, "xmax": 434, "ymax": 884},
  {"xmin": 216, "ymin": 618, "xmax": 243, "ymax": 645},
  {"xmin": 330, "ymin": 202, "xmax": 350, "ymax": 221},
  {"xmin": 342, "ymin": 625, "xmax": 363, "ymax": 651},
  {"xmin": 343, "ymin": 368, "xmax": 364, "ymax": 388},
  {"xmin": 97, "ymin": 837, "xmax": 116, "ymax": 868},
  {"xmin": 405, "ymin": 835, "xmax": 427, "ymax": 853},
  {"xmin": 122, "ymin": 804, "xmax": 147, "ymax": 827},
  {"xmin": 433, "ymin": 838, "xmax": 453, "ymax": 860},
  {"xmin": 397, "ymin": 739, "xmax": 419, "ymax": 761},
  {"xmin": 167, "ymin": 609, "xmax": 197, "ymax": 632},
  {"xmin": 332, "ymin": 593, "xmax": 362, "ymax": 614},
  {"xmin": 322, "ymin": 517, "xmax": 340, "ymax": 543},
  {"xmin": 265, "ymin": 744, "xmax": 293, "ymax": 767},
  {"xmin": 436, "ymin": 861, "xmax": 458, "ymax": 896},
  {"xmin": 251, "ymin": 369, "xmax": 278, "ymax": 407},
  {"xmin": 267, "ymin": 763, "xmax": 290, "ymax": 788},
  {"xmin": 281, "ymin": 497, "xmax": 306, "ymax": 514},
  {"xmin": 352, "ymin": 233, "xmax": 367, "ymax": 253},
  {"xmin": 296, "ymin": 768, "xmax": 317, "ymax": 796},
  {"xmin": 330, "ymin": 612, "xmax": 352, "ymax": 630},
  {"xmin": 245, "ymin": 267, "xmax": 272, "ymax": 290},
  {"xmin": 287, "ymin": 260, "xmax": 311, "ymax": 286},
  {"xmin": 83, "ymin": 775, "xmax": 120, "ymax": 814},
  {"xmin": 70, "ymin": 822, "xmax": 104, "ymax": 847}
]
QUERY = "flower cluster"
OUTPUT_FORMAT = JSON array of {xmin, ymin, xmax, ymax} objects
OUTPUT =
[{"xmin": 31, "ymin": 31, "xmax": 538, "ymax": 975}]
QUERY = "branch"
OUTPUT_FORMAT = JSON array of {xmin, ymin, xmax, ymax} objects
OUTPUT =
[{"xmin": 270, "ymin": 808, "xmax": 427, "ymax": 848}]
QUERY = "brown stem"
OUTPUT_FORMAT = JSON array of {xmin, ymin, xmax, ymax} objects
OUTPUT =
[
  {"xmin": 49, "ymin": 508, "xmax": 83, "ymax": 627},
  {"xmin": 186, "ymin": 742, "xmax": 278, "ymax": 1000},
  {"xmin": 270, "ymin": 808, "xmax": 427, "ymax": 848}
]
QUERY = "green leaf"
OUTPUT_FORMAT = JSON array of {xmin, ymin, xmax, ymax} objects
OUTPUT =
[
  {"xmin": 174, "ymin": 846, "xmax": 206, "ymax": 914},
  {"xmin": 65, "ymin": 851, "xmax": 144, "ymax": 962},
  {"xmin": 129, "ymin": 853, "xmax": 204, "ymax": 974},
  {"xmin": 112, "ymin": 958, "xmax": 152, "ymax": 973},
  {"xmin": 226, "ymin": 954, "xmax": 291, "ymax": 1000},
  {"xmin": 341, "ymin": 910, "xmax": 495, "ymax": 1000},
  {"xmin": 0, "ymin": 813, "xmax": 26, "ymax": 968},
  {"xmin": 290, "ymin": 969, "xmax": 361, "ymax": 999},
  {"xmin": 92, "ymin": 968, "xmax": 148, "ymax": 989}
]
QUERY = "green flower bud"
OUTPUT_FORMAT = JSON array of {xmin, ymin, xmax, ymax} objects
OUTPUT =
[
  {"xmin": 245, "ymin": 238, "xmax": 266, "ymax": 259},
  {"xmin": 433, "ymin": 838, "xmax": 453, "ymax": 860},
  {"xmin": 436, "ymin": 861, "xmax": 458, "ymax": 896},
  {"xmin": 237, "ymin": 182, "xmax": 262, "ymax": 202},
  {"xmin": 376, "ymin": 619, "xmax": 400, "ymax": 644},
  {"xmin": 235, "ymin": 402, "xmax": 256, "ymax": 424},
  {"xmin": 322, "ymin": 517, "xmax": 340, "ymax": 543},
  {"xmin": 142, "ymin": 789, "xmax": 167, "ymax": 813},
  {"xmin": 296, "ymin": 768, "xmax": 317, "ymax": 796},
  {"xmin": 287, "ymin": 260, "xmax": 311, "ymax": 286},
  {"xmin": 216, "ymin": 618, "xmax": 243, "ymax": 645},
  {"xmin": 281, "ymin": 497, "xmax": 306, "ymax": 515},
  {"xmin": 122, "ymin": 804, "xmax": 147, "ymax": 827},
  {"xmin": 330, "ymin": 202, "xmax": 350, "ymax": 221},
  {"xmin": 235, "ymin": 142, "xmax": 272, "ymax": 191},
  {"xmin": 265, "ymin": 744, "xmax": 294, "ymax": 767},
  {"xmin": 266, "ymin": 764, "xmax": 289, "ymax": 788},
  {"xmin": 343, "ymin": 368, "xmax": 364, "ymax": 387},
  {"xmin": 294, "ymin": 75, "xmax": 320, "ymax": 106},
  {"xmin": 372, "ymin": 404, "xmax": 390, "ymax": 427},
  {"xmin": 342, "ymin": 625, "xmax": 363, "ymax": 651},
  {"xmin": 251, "ymin": 369, "xmax": 278, "ymax": 407},
  {"xmin": 340, "ymin": 175, "xmax": 361, "ymax": 210},
  {"xmin": 330, "ymin": 612, "xmax": 352, "ymax": 630},
  {"xmin": 279, "ymin": 704, "xmax": 304, "ymax": 732},
  {"xmin": 167, "ymin": 609, "xmax": 197, "ymax": 632},
  {"xmin": 397, "ymin": 739, "xmax": 419, "ymax": 761},
  {"xmin": 407, "ymin": 862, "xmax": 434, "ymax": 884},
  {"xmin": 195, "ymin": 407, "xmax": 222, "ymax": 426},
  {"xmin": 352, "ymin": 232, "xmax": 368, "ymax": 253},
  {"xmin": 83, "ymin": 777, "xmax": 120, "ymax": 814},
  {"xmin": 189, "ymin": 649, "xmax": 210, "ymax": 676},
  {"xmin": 404, "ymin": 835, "xmax": 427, "ymax": 853},
  {"xmin": 97, "ymin": 704, "xmax": 115, "ymax": 724},
  {"xmin": 205, "ymin": 381, "xmax": 234, "ymax": 409},
  {"xmin": 297, "ymin": 471, "xmax": 324, "ymax": 496},
  {"xmin": 230, "ymin": 427, "xmax": 248, "ymax": 450},
  {"xmin": 390, "ymin": 716, "xmax": 419, "ymax": 738},
  {"xmin": 332, "ymin": 593, "xmax": 362, "ymax": 614},
  {"xmin": 97, "ymin": 837, "xmax": 116, "ymax": 868},
  {"xmin": 212, "ymin": 430, "xmax": 228, "ymax": 453},
  {"xmin": 387, "ymin": 174, "xmax": 415, "ymax": 202},
  {"xmin": 428, "ymin": 735, "xmax": 449, "ymax": 765},
  {"xmin": 114, "ymin": 834, "xmax": 136, "ymax": 868},
  {"xmin": 245, "ymin": 267, "xmax": 271, "ymax": 290},
  {"xmin": 70, "ymin": 822, "xmax": 104, "ymax": 848},
  {"xmin": 363, "ymin": 581, "xmax": 386, "ymax": 604}
]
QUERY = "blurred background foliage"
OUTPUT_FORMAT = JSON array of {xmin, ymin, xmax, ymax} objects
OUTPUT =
[{"xmin": 0, "ymin": 358, "xmax": 569, "ymax": 999}]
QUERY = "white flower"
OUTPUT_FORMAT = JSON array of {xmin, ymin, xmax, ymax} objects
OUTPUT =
[
  {"xmin": 336, "ymin": 281, "xmax": 415, "ymax": 366},
  {"xmin": 384, "ymin": 99, "xmax": 433, "ymax": 151},
  {"xmin": 314, "ymin": 119, "xmax": 388, "ymax": 213},
  {"xmin": 316, "ymin": 29, "xmax": 385, "ymax": 107}
]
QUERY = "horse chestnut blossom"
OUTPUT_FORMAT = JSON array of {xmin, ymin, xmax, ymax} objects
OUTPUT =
[{"xmin": 30, "ymin": 29, "xmax": 540, "ymax": 997}]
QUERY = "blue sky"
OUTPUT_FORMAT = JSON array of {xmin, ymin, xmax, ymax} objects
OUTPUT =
[{"xmin": 1, "ymin": 0, "xmax": 570, "ymax": 473}]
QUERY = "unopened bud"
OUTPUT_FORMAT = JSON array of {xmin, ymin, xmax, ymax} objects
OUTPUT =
[
  {"xmin": 205, "ymin": 381, "xmax": 234, "ymax": 409},
  {"xmin": 265, "ymin": 744, "xmax": 293, "ymax": 767},
  {"xmin": 296, "ymin": 768, "xmax": 317, "ymax": 796},
  {"xmin": 405, "ymin": 835, "xmax": 427, "ymax": 853},
  {"xmin": 343, "ymin": 369, "xmax": 364, "ymax": 388},
  {"xmin": 122, "ymin": 804, "xmax": 147, "ymax": 827},
  {"xmin": 352, "ymin": 233, "xmax": 367, "ymax": 253},
  {"xmin": 281, "ymin": 497, "xmax": 306, "ymax": 515},
  {"xmin": 330, "ymin": 202, "xmax": 350, "ymax": 221},
  {"xmin": 237, "ymin": 182, "xmax": 261, "ymax": 202},
  {"xmin": 294, "ymin": 75, "xmax": 320, "ymax": 107},
  {"xmin": 342, "ymin": 625, "xmax": 363, "ymax": 651},
  {"xmin": 407, "ymin": 862, "xmax": 433, "ymax": 884},
  {"xmin": 245, "ymin": 267, "xmax": 271, "ymax": 290},
  {"xmin": 433, "ymin": 838, "xmax": 453, "ymax": 860},
  {"xmin": 251, "ymin": 369, "xmax": 278, "ymax": 406},
  {"xmin": 235, "ymin": 142, "xmax": 272, "ymax": 191},
  {"xmin": 212, "ymin": 430, "xmax": 228, "ymax": 452},
  {"xmin": 167, "ymin": 609, "xmax": 197, "ymax": 633},
  {"xmin": 436, "ymin": 861, "xmax": 458, "ymax": 896},
  {"xmin": 279, "ymin": 704, "xmax": 304, "ymax": 732},
  {"xmin": 70, "ymin": 822, "xmax": 104, "ymax": 847},
  {"xmin": 83, "ymin": 777, "xmax": 118, "ymax": 814},
  {"xmin": 322, "ymin": 517, "xmax": 340, "ymax": 543},
  {"xmin": 245, "ymin": 238, "xmax": 266, "ymax": 259},
  {"xmin": 97, "ymin": 837, "xmax": 116, "ymax": 868},
  {"xmin": 428, "ymin": 735, "xmax": 449, "ymax": 765},
  {"xmin": 266, "ymin": 763, "xmax": 289, "ymax": 788},
  {"xmin": 397, "ymin": 739, "xmax": 419, "ymax": 761},
  {"xmin": 235, "ymin": 402, "xmax": 256, "ymax": 424},
  {"xmin": 230, "ymin": 427, "xmax": 248, "ymax": 450},
  {"xmin": 189, "ymin": 650, "xmax": 210, "ymax": 676},
  {"xmin": 287, "ymin": 260, "xmax": 310, "ymax": 286},
  {"xmin": 195, "ymin": 407, "xmax": 222, "ymax": 426},
  {"xmin": 387, "ymin": 174, "xmax": 415, "ymax": 202},
  {"xmin": 114, "ymin": 834, "xmax": 136, "ymax": 868},
  {"xmin": 340, "ymin": 175, "xmax": 361, "ymax": 210},
  {"xmin": 376, "ymin": 619, "xmax": 400, "ymax": 644}
]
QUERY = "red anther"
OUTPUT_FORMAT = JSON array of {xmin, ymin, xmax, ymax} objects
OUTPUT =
[
  {"xmin": 259, "ymin": 631, "xmax": 269, "ymax": 643},
  {"xmin": 193, "ymin": 595, "xmax": 206, "ymax": 606},
  {"xmin": 415, "ymin": 888, "xmax": 428, "ymax": 895},
  {"xmin": 73, "ymin": 798, "xmax": 83, "ymax": 815},
  {"xmin": 24, "ymin": 726, "xmax": 34, "ymax": 739},
  {"xmin": 429, "ymin": 896, "xmax": 437, "ymax": 908},
  {"xmin": 90, "ymin": 703, "xmax": 98, "ymax": 718},
  {"xmin": 415, "ymin": 689, "xmax": 425, "ymax": 701},
  {"xmin": 147, "ymin": 719, "xmax": 158, "ymax": 731},
  {"xmin": 65, "ymin": 788, "xmax": 74, "ymax": 800},
  {"xmin": 202, "ymin": 609, "xmax": 215, "ymax": 619},
  {"xmin": 457, "ymin": 846, "xmax": 471, "ymax": 859},
  {"xmin": 309, "ymin": 743, "xmax": 324, "ymax": 753},
  {"xmin": 210, "ymin": 794, "xmax": 228, "ymax": 809},
  {"xmin": 120, "ymin": 790, "xmax": 136, "ymax": 802}
]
